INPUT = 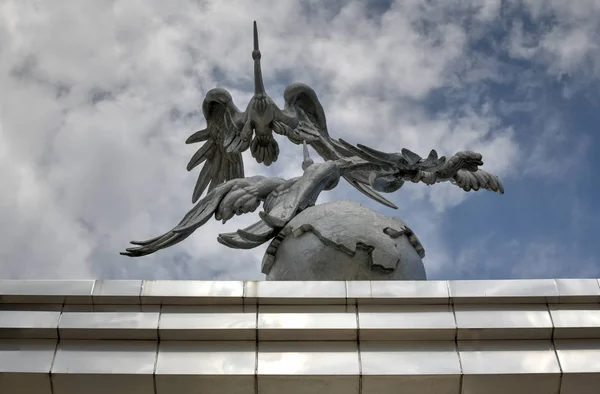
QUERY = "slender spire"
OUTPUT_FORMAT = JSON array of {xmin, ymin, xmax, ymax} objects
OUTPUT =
[{"xmin": 252, "ymin": 21, "xmax": 266, "ymax": 95}]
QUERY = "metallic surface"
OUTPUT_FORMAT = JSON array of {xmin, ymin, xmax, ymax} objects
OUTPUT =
[
  {"xmin": 92, "ymin": 280, "xmax": 142, "ymax": 304},
  {"xmin": 448, "ymin": 279, "xmax": 560, "ymax": 303},
  {"xmin": 358, "ymin": 305, "xmax": 455, "ymax": 340},
  {"xmin": 0, "ymin": 339, "xmax": 56, "ymax": 394},
  {"xmin": 249, "ymin": 281, "xmax": 347, "ymax": 304},
  {"xmin": 52, "ymin": 339, "xmax": 158, "ymax": 374},
  {"xmin": 160, "ymin": 310, "xmax": 256, "ymax": 340},
  {"xmin": 454, "ymin": 304, "xmax": 553, "ymax": 340},
  {"xmin": 1, "ymin": 279, "xmax": 600, "ymax": 393},
  {"xmin": 0, "ymin": 310, "xmax": 60, "ymax": 338},
  {"xmin": 555, "ymin": 339, "xmax": 600, "ymax": 394},
  {"xmin": 51, "ymin": 340, "xmax": 157, "ymax": 394},
  {"xmin": 360, "ymin": 341, "xmax": 461, "ymax": 394},
  {"xmin": 549, "ymin": 304, "xmax": 600, "ymax": 339},
  {"xmin": 0, "ymin": 280, "xmax": 95, "ymax": 304},
  {"xmin": 0, "ymin": 338, "xmax": 57, "ymax": 373},
  {"xmin": 257, "ymin": 341, "xmax": 360, "ymax": 394},
  {"xmin": 458, "ymin": 340, "xmax": 561, "ymax": 394},
  {"xmin": 258, "ymin": 305, "xmax": 357, "ymax": 341},
  {"xmin": 555, "ymin": 278, "xmax": 600, "ymax": 303},
  {"xmin": 156, "ymin": 341, "xmax": 256, "ymax": 394},
  {"xmin": 141, "ymin": 280, "xmax": 244, "ymax": 304},
  {"xmin": 59, "ymin": 311, "xmax": 160, "ymax": 339},
  {"xmin": 365, "ymin": 280, "xmax": 450, "ymax": 304}
]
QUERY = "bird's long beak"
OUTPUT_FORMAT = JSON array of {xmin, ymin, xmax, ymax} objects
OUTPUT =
[
  {"xmin": 252, "ymin": 21, "xmax": 266, "ymax": 95},
  {"xmin": 302, "ymin": 141, "xmax": 314, "ymax": 171}
]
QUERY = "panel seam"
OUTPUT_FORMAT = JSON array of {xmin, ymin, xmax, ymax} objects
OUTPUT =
[
  {"xmin": 451, "ymin": 297, "xmax": 464, "ymax": 393},
  {"xmin": 356, "ymin": 299, "xmax": 362, "ymax": 394},
  {"xmin": 547, "ymin": 302, "xmax": 563, "ymax": 394},
  {"xmin": 152, "ymin": 303, "xmax": 162, "ymax": 394}
]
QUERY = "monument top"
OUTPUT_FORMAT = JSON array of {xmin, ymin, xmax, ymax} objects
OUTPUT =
[{"xmin": 121, "ymin": 22, "xmax": 503, "ymax": 280}]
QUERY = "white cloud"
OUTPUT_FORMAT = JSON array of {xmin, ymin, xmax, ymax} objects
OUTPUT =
[
  {"xmin": 0, "ymin": 0, "xmax": 595, "ymax": 280},
  {"xmin": 523, "ymin": 113, "xmax": 591, "ymax": 179},
  {"xmin": 439, "ymin": 233, "xmax": 599, "ymax": 280},
  {"xmin": 512, "ymin": 240, "xmax": 599, "ymax": 278},
  {"xmin": 509, "ymin": 0, "xmax": 600, "ymax": 82}
]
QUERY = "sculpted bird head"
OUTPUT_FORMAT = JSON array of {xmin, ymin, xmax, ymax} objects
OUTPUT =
[
  {"xmin": 205, "ymin": 88, "xmax": 232, "ymax": 103},
  {"xmin": 302, "ymin": 141, "xmax": 314, "ymax": 171}
]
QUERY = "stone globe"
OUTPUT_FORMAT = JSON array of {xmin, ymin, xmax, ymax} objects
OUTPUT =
[{"xmin": 261, "ymin": 201, "xmax": 426, "ymax": 280}]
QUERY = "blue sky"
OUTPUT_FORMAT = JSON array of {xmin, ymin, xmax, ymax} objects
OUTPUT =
[{"xmin": 0, "ymin": 0, "xmax": 598, "ymax": 280}]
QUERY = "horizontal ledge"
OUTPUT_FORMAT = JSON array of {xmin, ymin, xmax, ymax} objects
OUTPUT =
[{"xmin": 0, "ymin": 279, "xmax": 597, "ymax": 305}]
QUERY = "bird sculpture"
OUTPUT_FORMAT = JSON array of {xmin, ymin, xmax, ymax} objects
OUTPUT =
[
  {"xmin": 186, "ymin": 21, "xmax": 401, "ymax": 208},
  {"xmin": 121, "ymin": 21, "xmax": 504, "ymax": 258},
  {"xmin": 122, "ymin": 142, "xmax": 501, "ymax": 257}
]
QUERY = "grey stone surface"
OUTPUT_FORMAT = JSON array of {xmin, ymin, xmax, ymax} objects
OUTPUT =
[{"xmin": 264, "ymin": 201, "xmax": 426, "ymax": 281}]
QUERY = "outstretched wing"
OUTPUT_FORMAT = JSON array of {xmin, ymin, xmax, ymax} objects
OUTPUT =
[
  {"xmin": 120, "ymin": 177, "xmax": 271, "ymax": 257},
  {"xmin": 186, "ymin": 89, "xmax": 246, "ymax": 203},
  {"xmin": 425, "ymin": 151, "xmax": 504, "ymax": 194},
  {"xmin": 452, "ymin": 169, "xmax": 504, "ymax": 194},
  {"xmin": 338, "ymin": 141, "xmax": 504, "ymax": 194},
  {"xmin": 217, "ymin": 220, "xmax": 278, "ymax": 249},
  {"xmin": 274, "ymin": 83, "xmax": 398, "ymax": 209}
]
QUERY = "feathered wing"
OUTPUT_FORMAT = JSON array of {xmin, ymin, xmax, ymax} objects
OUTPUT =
[
  {"xmin": 423, "ymin": 151, "xmax": 504, "ymax": 194},
  {"xmin": 186, "ymin": 89, "xmax": 247, "ymax": 203},
  {"xmin": 338, "ymin": 141, "xmax": 505, "ymax": 194},
  {"xmin": 220, "ymin": 160, "xmax": 349, "ymax": 247},
  {"xmin": 120, "ymin": 177, "xmax": 271, "ymax": 257},
  {"xmin": 452, "ymin": 169, "xmax": 504, "ymax": 194},
  {"xmin": 274, "ymin": 83, "xmax": 398, "ymax": 209},
  {"xmin": 217, "ymin": 220, "xmax": 278, "ymax": 249}
]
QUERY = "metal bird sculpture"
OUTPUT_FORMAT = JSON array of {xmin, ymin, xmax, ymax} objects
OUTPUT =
[
  {"xmin": 121, "ymin": 22, "xmax": 504, "ymax": 258},
  {"xmin": 186, "ymin": 21, "xmax": 398, "ymax": 208},
  {"xmin": 121, "ymin": 142, "xmax": 501, "ymax": 257}
]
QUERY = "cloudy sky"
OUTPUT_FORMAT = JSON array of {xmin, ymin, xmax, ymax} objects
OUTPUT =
[{"xmin": 1, "ymin": 0, "xmax": 599, "ymax": 281}]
